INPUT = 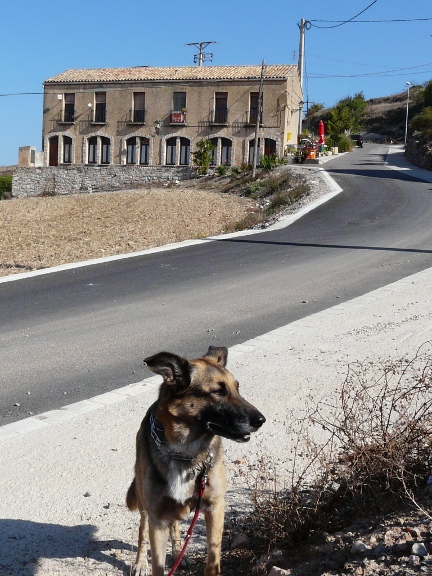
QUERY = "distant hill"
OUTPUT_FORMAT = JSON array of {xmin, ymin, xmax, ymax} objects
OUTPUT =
[{"xmin": 305, "ymin": 86, "xmax": 423, "ymax": 143}]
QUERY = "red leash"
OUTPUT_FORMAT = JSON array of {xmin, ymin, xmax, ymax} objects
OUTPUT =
[{"xmin": 167, "ymin": 473, "xmax": 207, "ymax": 576}]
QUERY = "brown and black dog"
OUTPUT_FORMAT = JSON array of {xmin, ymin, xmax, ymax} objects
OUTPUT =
[{"xmin": 126, "ymin": 346, "xmax": 265, "ymax": 576}]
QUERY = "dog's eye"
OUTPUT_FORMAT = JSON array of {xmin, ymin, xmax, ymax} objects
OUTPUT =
[{"xmin": 210, "ymin": 383, "xmax": 227, "ymax": 397}]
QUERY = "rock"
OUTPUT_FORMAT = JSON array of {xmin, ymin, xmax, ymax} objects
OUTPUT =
[
  {"xmin": 230, "ymin": 532, "xmax": 250, "ymax": 549},
  {"xmin": 268, "ymin": 567, "xmax": 292, "ymax": 576},
  {"xmin": 409, "ymin": 554, "xmax": 421, "ymax": 566},
  {"xmin": 412, "ymin": 542, "xmax": 428, "ymax": 557},
  {"xmin": 350, "ymin": 540, "xmax": 368, "ymax": 554}
]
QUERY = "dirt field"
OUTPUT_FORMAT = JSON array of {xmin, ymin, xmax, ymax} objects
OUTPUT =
[{"xmin": 0, "ymin": 185, "xmax": 255, "ymax": 277}]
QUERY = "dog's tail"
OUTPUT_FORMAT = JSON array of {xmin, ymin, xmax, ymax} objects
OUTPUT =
[{"xmin": 126, "ymin": 478, "xmax": 138, "ymax": 511}]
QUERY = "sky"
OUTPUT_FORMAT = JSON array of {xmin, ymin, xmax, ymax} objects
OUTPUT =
[{"xmin": 1, "ymin": 0, "xmax": 431, "ymax": 166}]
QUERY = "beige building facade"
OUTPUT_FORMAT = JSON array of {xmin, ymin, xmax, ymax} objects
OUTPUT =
[{"xmin": 42, "ymin": 65, "xmax": 302, "ymax": 168}]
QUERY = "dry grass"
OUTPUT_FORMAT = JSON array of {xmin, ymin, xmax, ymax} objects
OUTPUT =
[{"xmin": 0, "ymin": 186, "xmax": 255, "ymax": 276}]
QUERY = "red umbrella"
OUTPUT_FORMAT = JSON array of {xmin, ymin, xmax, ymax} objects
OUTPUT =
[{"xmin": 318, "ymin": 120, "xmax": 325, "ymax": 144}]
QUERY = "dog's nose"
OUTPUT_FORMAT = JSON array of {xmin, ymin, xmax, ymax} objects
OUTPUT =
[{"xmin": 252, "ymin": 412, "xmax": 266, "ymax": 429}]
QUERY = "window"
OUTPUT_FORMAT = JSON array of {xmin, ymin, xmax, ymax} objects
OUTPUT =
[
  {"xmin": 249, "ymin": 92, "xmax": 261, "ymax": 124},
  {"xmin": 173, "ymin": 92, "xmax": 186, "ymax": 111},
  {"xmin": 248, "ymin": 138, "xmax": 261, "ymax": 164},
  {"xmin": 133, "ymin": 93, "xmax": 145, "ymax": 123},
  {"xmin": 210, "ymin": 138, "xmax": 218, "ymax": 166},
  {"xmin": 63, "ymin": 136, "xmax": 72, "ymax": 163},
  {"xmin": 140, "ymin": 137, "xmax": 150, "ymax": 165},
  {"xmin": 179, "ymin": 137, "xmax": 190, "ymax": 165},
  {"xmin": 166, "ymin": 137, "xmax": 176, "ymax": 165},
  {"xmin": 214, "ymin": 92, "xmax": 228, "ymax": 124},
  {"xmin": 64, "ymin": 94, "xmax": 75, "ymax": 122},
  {"xmin": 126, "ymin": 137, "xmax": 136, "ymax": 164},
  {"xmin": 94, "ymin": 92, "xmax": 106, "ymax": 123},
  {"xmin": 221, "ymin": 138, "xmax": 232, "ymax": 165},
  {"xmin": 101, "ymin": 137, "xmax": 110, "ymax": 164},
  {"xmin": 264, "ymin": 138, "xmax": 276, "ymax": 157},
  {"xmin": 88, "ymin": 137, "xmax": 97, "ymax": 164},
  {"xmin": 49, "ymin": 136, "xmax": 59, "ymax": 166}
]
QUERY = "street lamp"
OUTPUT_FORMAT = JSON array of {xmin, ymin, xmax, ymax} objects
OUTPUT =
[{"xmin": 404, "ymin": 82, "xmax": 411, "ymax": 147}]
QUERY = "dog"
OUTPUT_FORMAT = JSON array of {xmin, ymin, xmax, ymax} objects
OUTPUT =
[{"xmin": 126, "ymin": 346, "xmax": 265, "ymax": 576}]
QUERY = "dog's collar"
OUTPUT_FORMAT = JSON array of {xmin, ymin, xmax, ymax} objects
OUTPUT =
[{"xmin": 150, "ymin": 412, "xmax": 213, "ymax": 472}]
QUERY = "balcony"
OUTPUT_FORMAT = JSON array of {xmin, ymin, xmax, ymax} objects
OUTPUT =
[
  {"xmin": 211, "ymin": 108, "xmax": 229, "ymax": 125},
  {"xmin": 58, "ymin": 109, "xmax": 75, "ymax": 124},
  {"xmin": 91, "ymin": 107, "xmax": 107, "ymax": 124},
  {"xmin": 127, "ymin": 109, "xmax": 146, "ymax": 125},
  {"xmin": 170, "ymin": 110, "xmax": 186, "ymax": 125},
  {"xmin": 246, "ymin": 108, "xmax": 262, "ymax": 126}
]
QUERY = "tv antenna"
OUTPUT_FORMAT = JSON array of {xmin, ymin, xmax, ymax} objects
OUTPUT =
[{"xmin": 186, "ymin": 41, "xmax": 218, "ymax": 66}]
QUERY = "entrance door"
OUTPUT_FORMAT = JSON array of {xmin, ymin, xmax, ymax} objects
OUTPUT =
[
  {"xmin": 264, "ymin": 138, "xmax": 276, "ymax": 157},
  {"xmin": 49, "ymin": 136, "xmax": 59, "ymax": 166}
]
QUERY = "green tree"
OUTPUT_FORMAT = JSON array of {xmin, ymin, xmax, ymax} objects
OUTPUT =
[
  {"xmin": 327, "ymin": 92, "xmax": 366, "ymax": 141},
  {"xmin": 423, "ymin": 80, "xmax": 432, "ymax": 107},
  {"xmin": 192, "ymin": 139, "xmax": 215, "ymax": 175},
  {"xmin": 0, "ymin": 174, "xmax": 12, "ymax": 200},
  {"xmin": 305, "ymin": 102, "xmax": 324, "ymax": 118}
]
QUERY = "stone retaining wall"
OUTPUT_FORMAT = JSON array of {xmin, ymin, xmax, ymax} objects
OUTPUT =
[{"xmin": 12, "ymin": 165, "xmax": 195, "ymax": 198}]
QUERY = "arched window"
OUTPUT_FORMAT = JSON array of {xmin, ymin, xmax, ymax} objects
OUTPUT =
[
  {"xmin": 126, "ymin": 137, "xmax": 136, "ymax": 164},
  {"xmin": 166, "ymin": 137, "xmax": 176, "ymax": 165},
  {"xmin": 63, "ymin": 136, "xmax": 72, "ymax": 164},
  {"xmin": 248, "ymin": 138, "xmax": 261, "ymax": 164},
  {"xmin": 179, "ymin": 137, "xmax": 190, "ymax": 165},
  {"xmin": 221, "ymin": 138, "xmax": 232, "ymax": 166},
  {"xmin": 210, "ymin": 138, "xmax": 218, "ymax": 166},
  {"xmin": 49, "ymin": 136, "xmax": 59, "ymax": 166},
  {"xmin": 264, "ymin": 138, "xmax": 276, "ymax": 157},
  {"xmin": 139, "ymin": 137, "xmax": 150, "ymax": 165},
  {"xmin": 88, "ymin": 137, "xmax": 97, "ymax": 164}
]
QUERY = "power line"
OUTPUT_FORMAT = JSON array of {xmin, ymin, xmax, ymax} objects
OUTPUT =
[
  {"xmin": 0, "ymin": 92, "xmax": 43, "ymax": 97},
  {"xmin": 311, "ymin": 17, "xmax": 432, "ymax": 24},
  {"xmin": 310, "ymin": 0, "xmax": 379, "ymax": 28}
]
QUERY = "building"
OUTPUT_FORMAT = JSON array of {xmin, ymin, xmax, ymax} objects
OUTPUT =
[{"xmin": 42, "ymin": 64, "xmax": 302, "ymax": 168}]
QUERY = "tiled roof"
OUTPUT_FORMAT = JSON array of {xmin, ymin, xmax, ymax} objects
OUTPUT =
[{"xmin": 44, "ymin": 65, "xmax": 297, "ymax": 84}]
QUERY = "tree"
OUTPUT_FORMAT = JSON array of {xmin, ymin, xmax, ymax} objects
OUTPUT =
[
  {"xmin": 305, "ymin": 102, "xmax": 324, "ymax": 118},
  {"xmin": 327, "ymin": 92, "xmax": 366, "ymax": 141},
  {"xmin": 192, "ymin": 139, "xmax": 215, "ymax": 175},
  {"xmin": 423, "ymin": 80, "xmax": 432, "ymax": 108}
]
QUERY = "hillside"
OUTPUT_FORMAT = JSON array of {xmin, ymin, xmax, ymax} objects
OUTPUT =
[{"xmin": 306, "ymin": 86, "xmax": 423, "ymax": 142}]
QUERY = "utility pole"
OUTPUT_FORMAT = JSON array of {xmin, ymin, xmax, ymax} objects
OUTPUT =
[
  {"xmin": 297, "ymin": 19, "xmax": 311, "ymax": 136},
  {"xmin": 186, "ymin": 41, "xmax": 218, "ymax": 66},
  {"xmin": 252, "ymin": 60, "xmax": 266, "ymax": 178}
]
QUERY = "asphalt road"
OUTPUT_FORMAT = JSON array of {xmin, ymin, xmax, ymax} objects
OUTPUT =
[{"xmin": 1, "ymin": 144, "xmax": 432, "ymax": 425}]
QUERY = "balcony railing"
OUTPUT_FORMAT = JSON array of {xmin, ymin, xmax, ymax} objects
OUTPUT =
[
  {"xmin": 58, "ymin": 110, "xmax": 75, "ymax": 124},
  {"xmin": 91, "ymin": 107, "xmax": 106, "ymax": 124},
  {"xmin": 246, "ymin": 108, "xmax": 262, "ymax": 125},
  {"xmin": 211, "ymin": 108, "xmax": 229, "ymax": 125},
  {"xmin": 170, "ymin": 110, "xmax": 186, "ymax": 124},
  {"xmin": 127, "ymin": 109, "xmax": 146, "ymax": 124}
]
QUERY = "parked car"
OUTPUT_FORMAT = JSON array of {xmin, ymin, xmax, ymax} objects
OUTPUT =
[{"xmin": 350, "ymin": 134, "xmax": 363, "ymax": 148}]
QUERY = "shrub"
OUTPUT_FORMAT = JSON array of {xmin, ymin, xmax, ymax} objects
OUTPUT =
[
  {"xmin": 230, "ymin": 166, "xmax": 240, "ymax": 176},
  {"xmin": 0, "ymin": 175, "xmax": 12, "ymax": 200},
  {"xmin": 216, "ymin": 164, "xmax": 228, "ymax": 176},
  {"xmin": 247, "ymin": 344, "xmax": 432, "ymax": 555},
  {"xmin": 191, "ymin": 139, "xmax": 215, "ymax": 176},
  {"xmin": 337, "ymin": 134, "xmax": 353, "ymax": 152},
  {"xmin": 259, "ymin": 153, "xmax": 278, "ymax": 172}
]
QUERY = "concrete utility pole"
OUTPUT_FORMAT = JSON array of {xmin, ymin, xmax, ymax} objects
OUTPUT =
[
  {"xmin": 186, "ymin": 42, "xmax": 218, "ymax": 66},
  {"xmin": 252, "ymin": 60, "xmax": 266, "ymax": 178},
  {"xmin": 297, "ymin": 19, "xmax": 311, "ymax": 136}
]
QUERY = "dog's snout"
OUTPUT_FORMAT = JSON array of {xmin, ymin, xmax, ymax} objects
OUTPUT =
[{"xmin": 251, "ymin": 411, "xmax": 266, "ymax": 429}]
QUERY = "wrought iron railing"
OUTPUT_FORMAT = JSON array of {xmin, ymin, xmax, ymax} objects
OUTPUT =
[{"xmin": 211, "ymin": 108, "xmax": 229, "ymax": 124}]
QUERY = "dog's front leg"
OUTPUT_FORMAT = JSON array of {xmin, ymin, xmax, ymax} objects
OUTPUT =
[
  {"xmin": 133, "ymin": 509, "xmax": 149, "ymax": 576},
  {"xmin": 149, "ymin": 520, "xmax": 170, "ymax": 576},
  {"xmin": 204, "ymin": 499, "xmax": 225, "ymax": 576}
]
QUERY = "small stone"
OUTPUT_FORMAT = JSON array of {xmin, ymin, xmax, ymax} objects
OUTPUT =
[
  {"xmin": 268, "ymin": 567, "xmax": 292, "ymax": 576},
  {"xmin": 350, "ymin": 540, "xmax": 368, "ymax": 554},
  {"xmin": 13, "ymin": 403, "xmax": 20, "ymax": 407},
  {"xmin": 412, "ymin": 542, "xmax": 428, "ymax": 557},
  {"xmin": 230, "ymin": 532, "xmax": 250, "ymax": 549},
  {"xmin": 409, "ymin": 554, "xmax": 421, "ymax": 566}
]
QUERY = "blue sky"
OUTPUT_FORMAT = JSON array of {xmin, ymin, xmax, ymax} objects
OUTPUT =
[{"xmin": 1, "ymin": 0, "xmax": 431, "ymax": 166}]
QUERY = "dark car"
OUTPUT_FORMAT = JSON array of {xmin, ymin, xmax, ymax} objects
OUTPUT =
[{"xmin": 350, "ymin": 134, "xmax": 363, "ymax": 148}]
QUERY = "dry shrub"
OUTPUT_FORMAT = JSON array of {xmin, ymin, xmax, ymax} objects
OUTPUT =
[{"xmin": 247, "ymin": 343, "xmax": 432, "ymax": 556}]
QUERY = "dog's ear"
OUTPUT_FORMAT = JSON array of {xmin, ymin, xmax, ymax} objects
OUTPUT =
[
  {"xmin": 203, "ymin": 346, "xmax": 228, "ymax": 367},
  {"xmin": 144, "ymin": 352, "xmax": 191, "ymax": 393}
]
